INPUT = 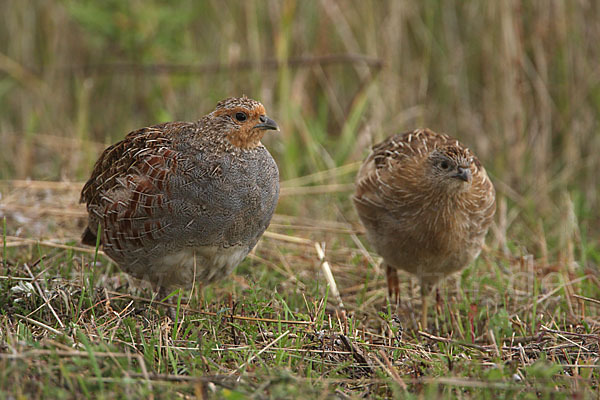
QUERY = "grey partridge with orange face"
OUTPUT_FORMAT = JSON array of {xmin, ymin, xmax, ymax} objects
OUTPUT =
[
  {"xmin": 80, "ymin": 96, "xmax": 280, "ymax": 295},
  {"xmin": 353, "ymin": 128, "xmax": 495, "ymax": 328}
]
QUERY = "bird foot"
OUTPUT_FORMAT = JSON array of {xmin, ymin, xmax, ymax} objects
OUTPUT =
[{"xmin": 386, "ymin": 264, "xmax": 401, "ymax": 304}]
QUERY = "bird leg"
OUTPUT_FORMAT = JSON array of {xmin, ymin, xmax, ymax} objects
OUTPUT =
[
  {"xmin": 386, "ymin": 264, "xmax": 400, "ymax": 303},
  {"xmin": 420, "ymin": 281, "xmax": 430, "ymax": 331}
]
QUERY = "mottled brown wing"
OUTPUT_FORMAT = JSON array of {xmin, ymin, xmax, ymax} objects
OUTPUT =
[{"xmin": 80, "ymin": 122, "xmax": 193, "ymax": 246}]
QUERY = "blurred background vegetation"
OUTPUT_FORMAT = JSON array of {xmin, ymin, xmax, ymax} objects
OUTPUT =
[
  {"xmin": 1, "ymin": 2, "xmax": 599, "ymax": 397},
  {"xmin": 0, "ymin": 0, "xmax": 598, "ymax": 262}
]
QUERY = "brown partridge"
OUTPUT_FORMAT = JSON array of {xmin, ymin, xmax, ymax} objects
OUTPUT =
[
  {"xmin": 353, "ymin": 128, "xmax": 495, "ymax": 328},
  {"xmin": 80, "ymin": 96, "xmax": 280, "ymax": 297}
]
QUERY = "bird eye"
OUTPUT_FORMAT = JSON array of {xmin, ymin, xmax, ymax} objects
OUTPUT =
[
  {"xmin": 440, "ymin": 161, "xmax": 449, "ymax": 170},
  {"xmin": 235, "ymin": 112, "xmax": 247, "ymax": 122}
]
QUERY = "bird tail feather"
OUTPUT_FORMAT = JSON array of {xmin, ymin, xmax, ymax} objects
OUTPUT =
[{"xmin": 81, "ymin": 226, "xmax": 100, "ymax": 246}]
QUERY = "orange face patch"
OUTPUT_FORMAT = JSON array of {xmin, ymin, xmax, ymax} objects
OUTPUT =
[{"xmin": 220, "ymin": 105, "xmax": 272, "ymax": 149}]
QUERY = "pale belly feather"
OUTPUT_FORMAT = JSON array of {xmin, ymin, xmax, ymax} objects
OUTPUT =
[{"xmin": 150, "ymin": 245, "xmax": 250, "ymax": 289}]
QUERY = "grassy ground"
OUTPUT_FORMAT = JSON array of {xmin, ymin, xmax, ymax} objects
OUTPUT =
[{"xmin": 1, "ymin": 1, "xmax": 599, "ymax": 398}]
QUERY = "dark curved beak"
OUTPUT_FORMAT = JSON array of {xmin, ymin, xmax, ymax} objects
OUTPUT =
[
  {"xmin": 454, "ymin": 166, "xmax": 472, "ymax": 182},
  {"xmin": 254, "ymin": 116, "xmax": 279, "ymax": 131}
]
